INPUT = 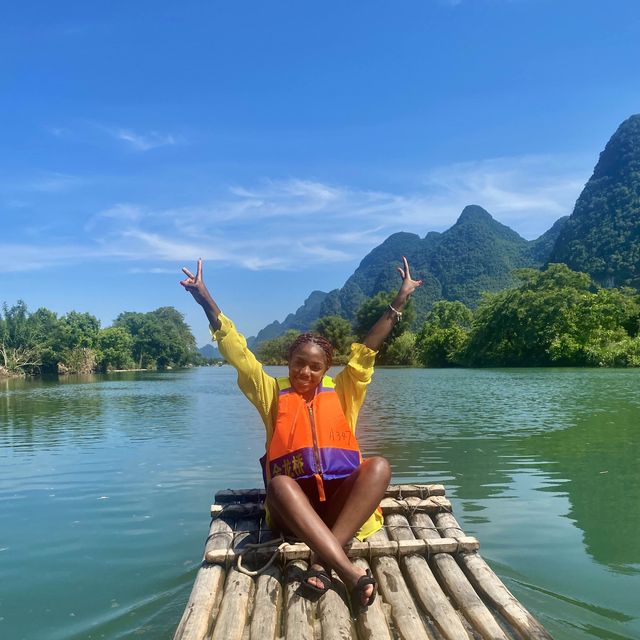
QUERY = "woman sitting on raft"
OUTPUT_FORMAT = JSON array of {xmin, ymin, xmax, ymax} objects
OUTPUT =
[{"xmin": 181, "ymin": 257, "xmax": 422, "ymax": 613}]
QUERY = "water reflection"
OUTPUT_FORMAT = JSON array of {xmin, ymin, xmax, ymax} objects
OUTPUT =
[
  {"xmin": 0, "ymin": 375, "xmax": 106, "ymax": 451},
  {"xmin": 0, "ymin": 371, "xmax": 194, "ymax": 454},
  {"xmin": 360, "ymin": 368, "xmax": 640, "ymax": 573},
  {"xmin": 527, "ymin": 401, "xmax": 640, "ymax": 573}
]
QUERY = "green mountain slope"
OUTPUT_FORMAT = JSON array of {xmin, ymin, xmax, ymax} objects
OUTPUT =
[
  {"xmin": 252, "ymin": 290, "xmax": 328, "ymax": 345},
  {"xmin": 550, "ymin": 114, "xmax": 640, "ymax": 287},
  {"xmin": 252, "ymin": 207, "xmax": 568, "ymax": 344},
  {"xmin": 317, "ymin": 205, "xmax": 559, "ymax": 327}
]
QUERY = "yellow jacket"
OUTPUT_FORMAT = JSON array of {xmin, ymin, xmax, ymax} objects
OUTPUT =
[{"xmin": 211, "ymin": 313, "xmax": 383, "ymax": 540}]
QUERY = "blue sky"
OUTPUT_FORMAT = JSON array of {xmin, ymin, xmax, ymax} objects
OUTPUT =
[{"xmin": 1, "ymin": 1, "xmax": 639, "ymax": 346}]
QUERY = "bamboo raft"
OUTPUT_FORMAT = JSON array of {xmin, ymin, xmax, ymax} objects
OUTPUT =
[{"xmin": 174, "ymin": 483, "xmax": 553, "ymax": 640}]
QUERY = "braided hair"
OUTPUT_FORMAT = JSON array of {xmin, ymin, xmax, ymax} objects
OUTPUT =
[{"xmin": 288, "ymin": 333, "xmax": 334, "ymax": 368}]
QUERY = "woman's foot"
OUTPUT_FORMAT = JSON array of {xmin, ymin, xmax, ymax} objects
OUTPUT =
[
  {"xmin": 345, "ymin": 567, "xmax": 377, "ymax": 612},
  {"xmin": 305, "ymin": 562, "xmax": 332, "ymax": 593}
]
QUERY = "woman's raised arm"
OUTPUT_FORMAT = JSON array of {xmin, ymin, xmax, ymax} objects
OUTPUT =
[
  {"xmin": 363, "ymin": 256, "xmax": 422, "ymax": 352},
  {"xmin": 180, "ymin": 258, "xmax": 222, "ymax": 330}
]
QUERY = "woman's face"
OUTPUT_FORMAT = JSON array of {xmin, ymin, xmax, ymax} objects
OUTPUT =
[{"xmin": 288, "ymin": 343, "xmax": 329, "ymax": 398}]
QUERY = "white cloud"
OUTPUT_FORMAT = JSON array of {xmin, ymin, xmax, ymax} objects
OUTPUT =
[
  {"xmin": 114, "ymin": 128, "xmax": 177, "ymax": 151},
  {"xmin": 46, "ymin": 126, "xmax": 67, "ymax": 137},
  {"xmin": 0, "ymin": 152, "xmax": 591, "ymax": 274},
  {"xmin": 417, "ymin": 154, "xmax": 589, "ymax": 237},
  {"xmin": 0, "ymin": 243, "xmax": 101, "ymax": 272},
  {"xmin": 24, "ymin": 171, "xmax": 82, "ymax": 193},
  {"xmin": 127, "ymin": 267, "xmax": 177, "ymax": 274}
]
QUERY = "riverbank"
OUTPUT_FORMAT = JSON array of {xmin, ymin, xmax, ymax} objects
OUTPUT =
[{"xmin": 0, "ymin": 367, "xmax": 23, "ymax": 379}]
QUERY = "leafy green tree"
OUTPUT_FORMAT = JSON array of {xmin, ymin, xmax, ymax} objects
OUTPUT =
[
  {"xmin": 114, "ymin": 307, "xmax": 197, "ymax": 369},
  {"xmin": 113, "ymin": 312, "xmax": 151, "ymax": 367},
  {"xmin": 354, "ymin": 292, "xmax": 415, "ymax": 338},
  {"xmin": 415, "ymin": 300, "xmax": 473, "ymax": 367},
  {"xmin": 547, "ymin": 286, "xmax": 640, "ymax": 365},
  {"xmin": 385, "ymin": 331, "xmax": 418, "ymax": 365},
  {"xmin": 0, "ymin": 301, "xmax": 42, "ymax": 374},
  {"xmin": 256, "ymin": 329, "xmax": 300, "ymax": 365},
  {"xmin": 54, "ymin": 311, "xmax": 101, "ymax": 373},
  {"xmin": 422, "ymin": 300, "xmax": 473, "ymax": 330},
  {"xmin": 59, "ymin": 311, "xmax": 101, "ymax": 349},
  {"xmin": 417, "ymin": 326, "xmax": 469, "ymax": 367},
  {"xmin": 148, "ymin": 307, "xmax": 197, "ymax": 368},
  {"xmin": 97, "ymin": 327, "xmax": 135, "ymax": 371},
  {"xmin": 1, "ymin": 301, "xmax": 35, "ymax": 348},
  {"xmin": 464, "ymin": 264, "xmax": 640, "ymax": 366},
  {"xmin": 27, "ymin": 308, "xmax": 61, "ymax": 371},
  {"xmin": 354, "ymin": 292, "xmax": 415, "ymax": 363},
  {"xmin": 312, "ymin": 316, "xmax": 354, "ymax": 356}
]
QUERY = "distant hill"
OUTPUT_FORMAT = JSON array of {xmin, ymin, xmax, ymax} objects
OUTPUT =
[
  {"xmin": 550, "ymin": 114, "xmax": 640, "ymax": 288},
  {"xmin": 252, "ymin": 290, "xmax": 328, "ymax": 344},
  {"xmin": 318, "ymin": 205, "xmax": 565, "ymax": 327},
  {"xmin": 253, "ymin": 206, "xmax": 567, "ymax": 343},
  {"xmin": 198, "ymin": 344, "xmax": 221, "ymax": 360}
]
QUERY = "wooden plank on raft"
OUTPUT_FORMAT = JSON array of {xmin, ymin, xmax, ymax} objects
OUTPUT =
[
  {"xmin": 211, "ymin": 517, "xmax": 258, "ymax": 640},
  {"xmin": 385, "ymin": 513, "xmax": 472, "ymax": 640},
  {"xmin": 205, "ymin": 536, "xmax": 479, "ymax": 565},
  {"xmin": 173, "ymin": 516, "xmax": 234, "ymax": 640},
  {"xmin": 249, "ymin": 564, "xmax": 282, "ymax": 640},
  {"xmin": 249, "ymin": 524, "xmax": 283, "ymax": 640},
  {"xmin": 350, "ymin": 557, "xmax": 394, "ymax": 640},
  {"xmin": 283, "ymin": 560, "xmax": 315, "ymax": 640},
  {"xmin": 366, "ymin": 529, "xmax": 435, "ymax": 640},
  {"xmin": 434, "ymin": 513, "xmax": 553, "ymax": 640},
  {"xmin": 214, "ymin": 483, "xmax": 446, "ymax": 504},
  {"xmin": 211, "ymin": 495, "xmax": 452, "ymax": 519},
  {"xmin": 411, "ymin": 513, "xmax": 509, "ymax": 640},
  {"xmin": 316, "ymin": 574, "xmax": 357, "ymax": 640}
]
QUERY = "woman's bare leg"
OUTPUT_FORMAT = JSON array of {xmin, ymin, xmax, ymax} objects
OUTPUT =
[
  {"xmin": 266, "ymin": 456, "xmax": 391, "ymax": 604},
  {"xmin": 307, "ymin": 456, "xmax": 391, "ymax": 593},
  {"xmin": 323, "ymin": 456, "xmax": 391, "ymax": 545},
  {"xmin": 267, "ymin": 475, "xmax": 364, "ymax": 590}
]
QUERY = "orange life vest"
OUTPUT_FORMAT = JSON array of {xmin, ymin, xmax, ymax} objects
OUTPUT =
[{"xmin": 261, "ymin": 375, "xmax": 362, "ymax": 501}]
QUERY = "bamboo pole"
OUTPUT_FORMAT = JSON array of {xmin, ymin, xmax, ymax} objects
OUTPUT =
[
  {"xmin": 434, "ymin": 513, "xmax": 553, "ymax": 640},
  {"xmin": 249, "ymin": 563, "xmax": 283, "ymax": 640},
  {"xmin": 410, "ymin": 513, "xmax": 509, "ymax": 640},
  {"xmin": 367, "ymin": 529, "xmax": 435, "ymax": 640},
  {"xmin": 283, "ymin": 560, "xmax": 315, "ymax": 640},
  {"xmin": 316, "ymin": 575, "xmax": 357, "ymax": 640},
  {"xmin": 205, "ymin": 536, "xmax": 479, "ymax": 565},
  {"xmin": 210, "ymin": 567, "xmax": 254, "ymax": 640},
  {"xmin": 214, "ymin": 484, "xmax": 446, "ymax": 504},
  {"xmin": 173, "ymin": 516, "xmax": 234, "ymax": 640},
  {"xmin": 385, "ymin": 513, "xmax": 472, "ymax": 640},
  {"xmin": 350, "ymin": 557, "xmax": 394, "ymax": 640},
  {"xmin": 210, "ymin": 517, "xmax": 258, "ymax": 640},
  {"xmin": 211, "ymin": 495, "xmax": 452, "ymax": 519},
  {"xmin": 249, "ymin": 522, "xmax": 283, "ymax": 640}
]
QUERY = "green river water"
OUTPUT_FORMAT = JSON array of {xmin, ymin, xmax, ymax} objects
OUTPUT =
[{"xmin": 0, "ymin": 367, "xmax": 638, "ymax": 639}]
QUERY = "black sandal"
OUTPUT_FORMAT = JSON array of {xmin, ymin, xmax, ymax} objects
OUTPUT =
[
  {"xmin": 350, "ymin": 569, "xmax": 377, "ymax": 617},
  {"xmin": 300, "ymin": 568, "xmax": 333, "ymax": 595}
]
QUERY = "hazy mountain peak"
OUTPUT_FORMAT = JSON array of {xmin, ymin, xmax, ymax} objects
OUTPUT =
[{"xmin": 455, "ymin": 205, "xmax": 494, "ymax": 225}]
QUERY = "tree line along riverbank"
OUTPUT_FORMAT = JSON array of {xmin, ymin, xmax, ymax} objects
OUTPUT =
[
  {"xmin": 2, "ymin": 263, "xmax": 639, "ymax": 378},
  {"xmin": 0, "ymin": 305, "xmax": 202, "ymax": 377},
  {"xmin": 256, "ymin": 264, "xmax": 640, "ymax": 368}
]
